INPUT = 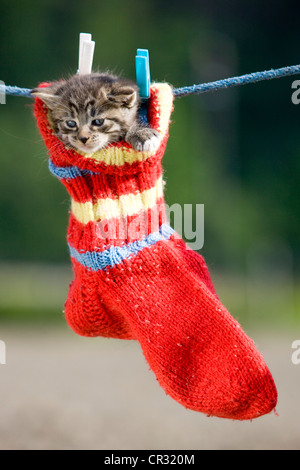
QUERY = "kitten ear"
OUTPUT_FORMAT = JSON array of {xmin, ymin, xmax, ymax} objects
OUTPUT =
[
  {"xmin": 108, "ymin": 85, "xmax": 138, "ymax": 108},
  {"xmin": 31, "ymin": 85, "xmax": 62, "ymax": 110}
]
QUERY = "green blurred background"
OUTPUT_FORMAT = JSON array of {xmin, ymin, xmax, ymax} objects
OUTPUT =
[{"xmin": 0, "ymin": 0, "xmax": 299, "ymax": 329}]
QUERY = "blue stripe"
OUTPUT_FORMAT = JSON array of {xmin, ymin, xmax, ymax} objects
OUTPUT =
[
  {"xmin": 68, "ymin": 223, "xmax": 174, "ymax": 271},
  {"xmin": 49, "ymin": 160, "xmax": 95, "ymax": 180}
]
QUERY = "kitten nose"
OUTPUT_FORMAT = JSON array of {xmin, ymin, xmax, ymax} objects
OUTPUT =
[{"xmin": 79, "ymin": 136, "xmax": 88, "ymax": 144}]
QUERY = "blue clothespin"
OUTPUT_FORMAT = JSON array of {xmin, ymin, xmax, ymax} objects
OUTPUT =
[
  {"xmin": 136, "ymin": 49, "xmax": 150, "ymax": 99},
  {"xmin": 135, "ymin": 49, "xmax": 151, "ymax": 123}
]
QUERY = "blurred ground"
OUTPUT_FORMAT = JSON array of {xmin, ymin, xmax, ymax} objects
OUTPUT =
[{"xmin": 0, "ymin": 323, "xmax": 299, "ymax": 450}]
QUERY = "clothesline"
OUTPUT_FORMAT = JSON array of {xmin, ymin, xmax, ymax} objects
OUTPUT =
[{"xmin": 1, "ymin": 63, "xmax": 299, "ymax": 99}]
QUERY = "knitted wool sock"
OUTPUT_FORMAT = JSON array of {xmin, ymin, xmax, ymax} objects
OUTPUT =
[{"xmin": 34, "ymin": 82, "xmax": 277, "ymax": 420}]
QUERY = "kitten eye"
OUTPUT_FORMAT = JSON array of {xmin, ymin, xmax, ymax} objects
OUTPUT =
[
  {"xmin": 66, "ymin": 120, "xmax": 77, "ymax": 128},
  {"xmin": 92, "ymin": 118, "xmax": 104, "ymax": 127}
]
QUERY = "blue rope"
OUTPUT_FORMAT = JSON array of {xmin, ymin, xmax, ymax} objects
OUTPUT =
[
  {"xmin": 0, "ymin": 84, "xmax": 32, "ymax": 98},
  {"xmin": 173, "ymin": 64, "xmax": 300, "ymax": 97},
  {"xmin": 1, "ymin": 64, "xmax": 300, "ymax": 99}
]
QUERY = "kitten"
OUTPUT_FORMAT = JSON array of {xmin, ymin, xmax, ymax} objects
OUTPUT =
[{"xmin": 31, "ymin": 73, "xmax": 160, "ymax": 154}]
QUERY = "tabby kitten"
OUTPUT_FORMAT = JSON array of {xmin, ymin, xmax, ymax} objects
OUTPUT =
[{"xmin": 31, "ymin": 73, "xmax": 160, "ymax": 154}]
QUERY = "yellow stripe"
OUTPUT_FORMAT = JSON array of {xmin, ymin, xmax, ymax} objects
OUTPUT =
[
  {"xmin": 71, "ymin": 176, "xmax": 164, "ymax": 224},
  {"xmin": 77, "ymin": 83, "xmax": 173, "ymax": 166}
]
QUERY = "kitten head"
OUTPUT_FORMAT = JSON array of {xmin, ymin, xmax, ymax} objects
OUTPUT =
[{"xmin": 31, "ymin": 73, "xmax": 140, "ymax": 153}]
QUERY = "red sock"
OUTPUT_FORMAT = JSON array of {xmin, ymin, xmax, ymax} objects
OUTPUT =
[{"xmin": 34, "ymin": 82, "xmax": 277, "ymax": 420}]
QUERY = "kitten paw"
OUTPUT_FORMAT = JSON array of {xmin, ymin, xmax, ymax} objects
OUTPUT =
[
  {"xmin": 137, "ymin": 134, "xmax": 160, "ymax": 152},
  {"xmin": 126, "ymin": 128, "xmax": 160, "ymax": 152}
]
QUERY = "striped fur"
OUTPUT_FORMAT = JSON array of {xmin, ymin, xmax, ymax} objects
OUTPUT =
[{"xmin": 31, "ymin": 73, "xmax": 161, "ymax": 154}]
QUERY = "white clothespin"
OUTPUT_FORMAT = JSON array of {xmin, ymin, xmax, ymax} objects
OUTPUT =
[{"xmin": 78, "ymin": 32, "xmax": 95, "ymax": 75}]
